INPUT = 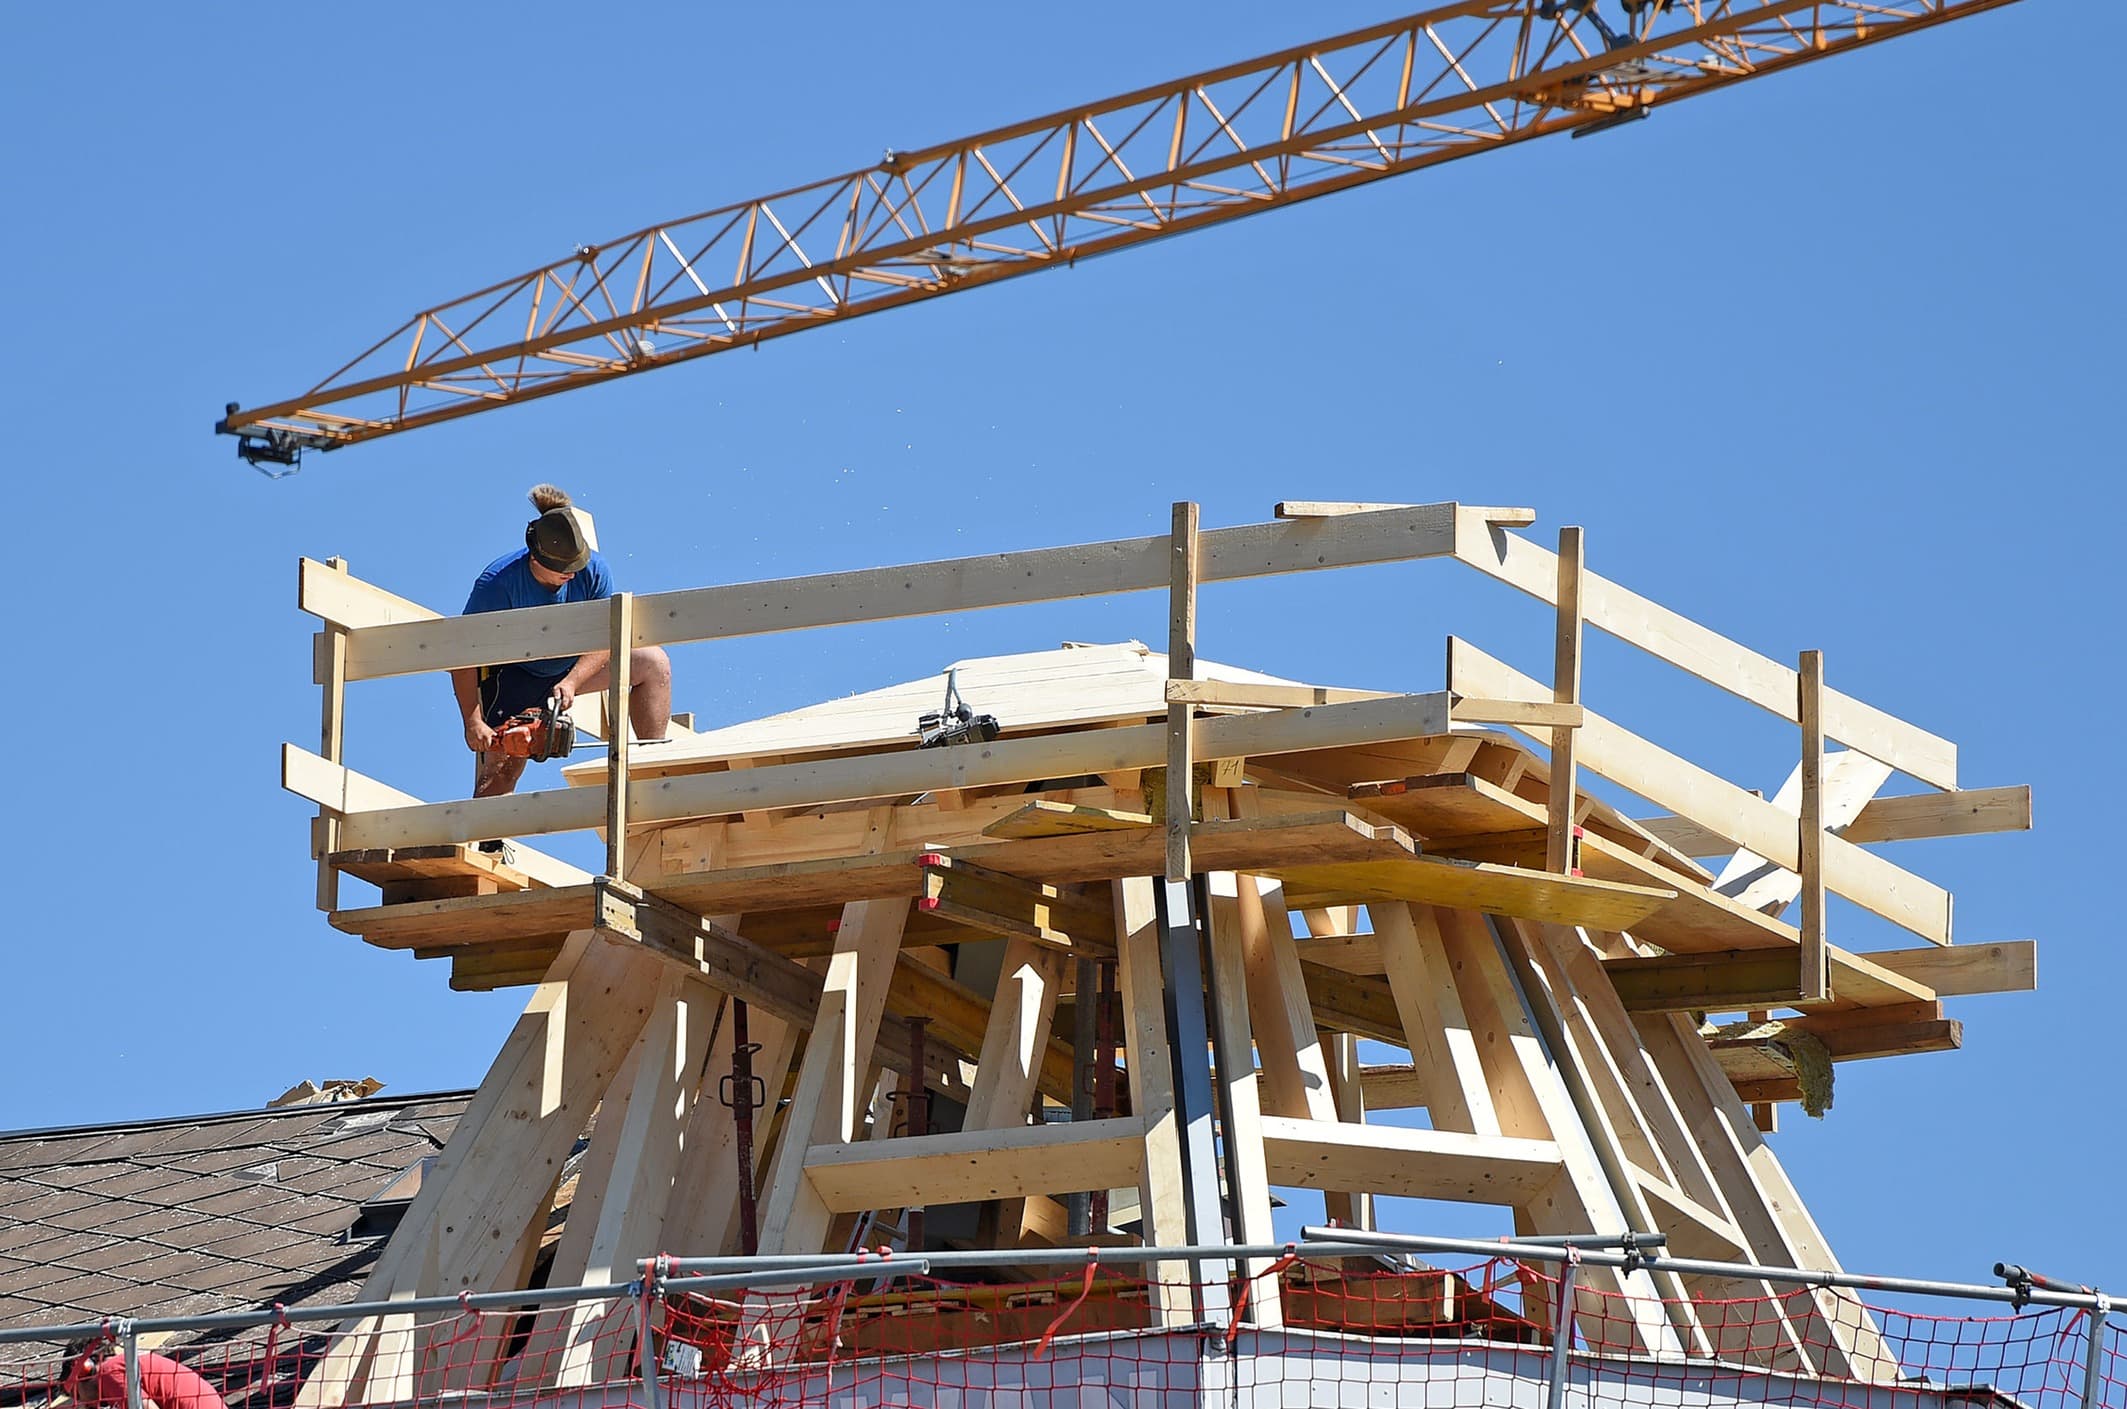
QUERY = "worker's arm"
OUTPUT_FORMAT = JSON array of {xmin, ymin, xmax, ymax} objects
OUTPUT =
[
  {"xmin": 551, "ymin": 652, "xmax": 609, "ymax": 713},
  {"xmin": 451, "ymin": 668, "xmax": 495, "ymax": 753}
]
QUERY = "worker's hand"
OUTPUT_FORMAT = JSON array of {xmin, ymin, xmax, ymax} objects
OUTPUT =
[
  {"xmin": 465, "ymin": 715, "xmax": 497, "ymax": 753},
  {"xmin": 549, "ymin": 679, "xmax": 577, "ymax": 713}
]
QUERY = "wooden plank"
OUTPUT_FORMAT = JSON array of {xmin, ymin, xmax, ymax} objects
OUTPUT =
[
  {"xmin": 1549, "ymin": 527, "xmax": 1584, "ymax": 875},
  {"xmin": 645, "ymin": 811, "xmax": 1414, "ymax": 917},
  {"xmin": 595, "ymin": 883, "xmax": 827, "ymax": 1029},
  {"xmin": 1447, "ymin": 640, "xmax": 1953, "ymax": 945},
  {"xmin": 1842, "ymin": 785, "xmax": 2034, "ymax": 844},
  {"xmin": 1712, "ymin": 750, "xmax": 1894, "ymax": 915},
  {"xmin": 887, "ymin": 953, "xmax": 1076, "ymax": 1105},
  {"xmin": 604, "ymin": 593, "xmax": 633, "ymax": 878},
  {"xmin": 1798, "ymin": 651, "xmax": 1827, "ymax": 1001},
  {"xmin": 333, "ymin": 690, "xmax": 1454, "ymax": 850},
  {"xmin": 802, "ymin": 1116, "xmax": 1146, "ymax": 1212},
  {"xmin": 1167, "ymin": 680, "xmax": 1392, "ymax": 709},
  {"xmin": 1259, "ymin": 1116, "xmax": 1562, "ymax": 1205},
  {"xmin": 753, "ymin": 885, "xmax": 911, "ymax": 1256},
  {"xmin": 1167, "ymin": 500, "xmax": 1199, "ymax": 883},
  {"xmin": 332, "ymin": 886, "xmax": 600, "ymax": 948},
  {"xmin": 1643, "ymin": 786, "xmax": 2034, "ymax": 854},
  {"xmin": 343, "ymin": 503, "xmax": 1477, "ymax": 680},
  {"xmin": 919, "ymin": 856, "xmax": 1116, "ymax": 950},
  {"xmin": 1356, "ymin": 771, "xmax": 1933, "ymax": 1012},
  {"xmin": 1863, "ymin": 940, "xmax": 2035, "ymax": 997},
  {"xmin": 283, "ymin": 746, "xmax": 590, "ymax": 890},
  {"xmin": 981, "ymin": 800, "xmax": 1151, "ymax": 838},
  {"xmin": 1636, "ymin": 1012, "xmax": 1900, "ymax": 1382},
  {"xmin": 1606, "ymin": 951, "xmax": 1890, "ymax": 1014},
  {"xmin": 1271, "ymin": 853, "xmax": 1673, "ymax": 931},
  {"xmin": 1449, "ymin": 698, "xmax": 1584, "ymax": 730},
  {"xmin": 299, "ymin": 556, "xmax": 440, "ymax": 630},
  {"xmin": 548, "ymin": 970, "xmax": 716, "ymax": 1386},
  {"xmin": 1113, "ymin": 875, "xmax": 1194, "ymax": 1324},
  {"xmin": 1370, "ymin": 902, "xmax": 1499, "ymax": 1134},
  {"xmin": 1201, "ymin": 897, "xmax": 1286, "ymax": 1324},
  {"xmin": 315, "ymin": 558, "xmax": 352, "ymax": 913},
  {"xmin": 1451, "ymin": 507, "xmax": 1957, "ymax": 789}
]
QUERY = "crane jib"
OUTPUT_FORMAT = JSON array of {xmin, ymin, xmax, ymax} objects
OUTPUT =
[{"xmin": 216, "ymin": 0, "xmax": 2024, "ymax": 471}]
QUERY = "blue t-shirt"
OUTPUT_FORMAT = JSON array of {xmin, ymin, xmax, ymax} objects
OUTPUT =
[{"xmin": 463, "ymin": 548, "xmax": 615, "ymax": 679}]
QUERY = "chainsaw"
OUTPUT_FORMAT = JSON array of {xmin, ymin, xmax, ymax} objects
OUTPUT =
[{"xmin": 489, "ymin": 695, "xmax": 578, "ymax": 763}]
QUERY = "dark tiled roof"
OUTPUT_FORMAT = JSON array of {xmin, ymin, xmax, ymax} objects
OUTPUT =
[{"xmin": 0, "ymin": 1091, "xmax": 472, "ymax": 1343}]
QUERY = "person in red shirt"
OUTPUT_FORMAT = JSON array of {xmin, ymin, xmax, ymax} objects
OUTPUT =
[{"xmin": 56, "ymin": 1337, "xmax": 227, "ymax": 1409}]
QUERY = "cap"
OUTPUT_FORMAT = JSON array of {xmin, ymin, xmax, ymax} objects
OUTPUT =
[{"xmin": 526, "ymin": 508, "xmax": 591, "ymax": 575}]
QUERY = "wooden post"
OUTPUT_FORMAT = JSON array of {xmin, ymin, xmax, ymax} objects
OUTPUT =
[
  {"xmin": 315, "ymin": 557, "xmax": 350, "ymax": 911},
  {"xmin": 1547, "ymin": 528, "xmax": 1584, "ymax": 875},
  {"xmin": 1798, "ymin": 649, "xmax": 1827, "ymax": 1001},
  {"xmin": 606, "ymin": 592, "xmax": 633, "ymax": 879},
  {"xmin": 1166, "ymin": 502, "xmax": 1199, "ymax": 882}
]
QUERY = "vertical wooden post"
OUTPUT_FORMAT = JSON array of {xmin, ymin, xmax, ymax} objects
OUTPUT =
[
  {"xmin": 315, "ymin": 557, "xmax": 350, "ymax": 911},
  {"xmin": 1166, "ymin": 502, "xmax": 1199, "ymax": 883},
  {"xmin": 1547, "ymin": 528, "xmax": 1584, "ymax": 875},
  {"xmin": 1798, "ymin": 649, "xmax": 1827, "ymax": 1001},
  {"xmin": 605, "ymin": 592, "xmax": 633, "ymax": 880}
]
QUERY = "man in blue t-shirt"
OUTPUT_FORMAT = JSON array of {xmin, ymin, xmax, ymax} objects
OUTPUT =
[{"xmin": 451, "ymin": 485, "xmax": 672, "ymax": 798}]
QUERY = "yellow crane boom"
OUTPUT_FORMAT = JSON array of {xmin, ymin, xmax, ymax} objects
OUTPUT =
[{"xmin": 218, "ymin": 0, "xmax": 2020, "ymax": 468}]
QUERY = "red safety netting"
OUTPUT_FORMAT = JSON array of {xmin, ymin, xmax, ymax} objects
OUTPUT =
[{"xmin": 1, "ymin": 1256, "xmax": 2119, "ymax": 1409}]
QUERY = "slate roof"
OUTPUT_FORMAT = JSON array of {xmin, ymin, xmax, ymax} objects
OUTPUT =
[{"xmin": 0, "ymin": 1091, "xmax": 472, "ymax": 1342}]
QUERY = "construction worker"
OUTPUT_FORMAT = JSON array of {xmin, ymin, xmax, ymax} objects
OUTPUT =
[
  {"xmin": 451, "ymin": 485, "xmax": 671, "ymax": 799},
  {"xmin": 55, "ymin": 1336, "xmax": 228, "ymax": 1409}
]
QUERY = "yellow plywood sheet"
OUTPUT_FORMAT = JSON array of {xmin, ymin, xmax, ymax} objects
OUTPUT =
[{"xmin": 1275, "ymin": 855, "xmax": 1673, "ymax": 931}]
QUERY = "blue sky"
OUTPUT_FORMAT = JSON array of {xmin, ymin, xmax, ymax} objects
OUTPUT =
[{"xmin": 2, "ymin": 2, "xmax": 2118, "ymax": 1295}]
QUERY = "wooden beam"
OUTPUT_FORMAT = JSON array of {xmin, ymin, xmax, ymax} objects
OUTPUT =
[
  {"xmin": 1273, "ymin": 852, "xmax": 1673, "ymax": 931},
  {"xmin": 802, "ymin": 1117, "xmax": 1146, "ymax": 1212},
  {"xmin": 1166, "ymin": 680, "xmax": 1392, "ymax": 709},
  {"xmin": 1863, "ymin": 940, "xmax": 2035, "ymax": 997},
  {"xmin": 1258, "ymin": 1115, "xmax": 1562, "ymax": 1205},
  {"xmin": 1370, "ymin": 902, "xmax": 1499, "ymax": 1134},
  {"xmin": 1549, "ymin": 527, "xmax": 1584, "ymax": 876},
  {"xmin": 1450, "ymin": 698, "xmax": 1584, "ymax": 730},
  {"xmin": 1447, "ymin": 640, "xmax": 1952, "ymax": 945},
  {"xmin": 1113, "ymin": 876, "xmax": 1194, "ymax": 1324},
  {"xmin": 1202, "ymin": 878, "xmax": 1287, "ymax": 1325},
  {"xmin": 342, "ymin": 503, "xmax": 1482, "ymax": 681},
  {"xmin": 981, "ymin": 800, "xmax": 1151, "ymax": 838},
  {"xmin": 1451, "ymin": 507, "xmax": 1957, "ymax": 789},
  {"xmin": 917, "ymin": 855, "xmax": 1116, "ymax": 955},
  {"xmin": 1603, "ymin": 950, "xmax": 1930, "ymax": 1015},
  {"xmin": 1640, "ymin": 785, "xmax": 2034, "ymax": 854},
  {"xmin": 282, "ymin": 746, "xmax": 589, "ymax": 890},
  {"xmin": 1798, "ymin": 650, "xmax": 1827, "ymax": 1001},
  {"xmin": 314, "ymin": 558, "xmax": 352, "ymax": 912},
  {"xmin": 604, "ymin": 593, "xmax": 633, "ymax": 878},
  {"xmin": 330, "ymin": 690, "xmax": 1454, "ymax": 851},
  {"xmin": 1167, "ymin": 500, "xmax": 1199, "ymax": 883},
  {"xmin": 298, "ymin": 555, "xmax": 439, "ymax": 630},
  {"xmin": 547, "ymin": 969, "xmax": 715, "ymax": 1386}
]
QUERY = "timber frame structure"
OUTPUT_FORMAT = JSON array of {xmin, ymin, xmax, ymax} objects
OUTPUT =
[{"xmin": 284, "ymin": 499, "xmax": 2033, "ymax": 1398}]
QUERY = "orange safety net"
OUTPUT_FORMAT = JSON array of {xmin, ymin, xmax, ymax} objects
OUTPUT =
[{"xmin": 0, "ymin": 1257, "xmax": 2117, "ymax": 1409}]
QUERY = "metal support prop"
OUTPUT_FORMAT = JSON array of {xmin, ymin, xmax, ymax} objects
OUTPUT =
[
  {"xmin": 119, "ymin": 1319, "xmax": 141, "ymax": 1409},
  {"xmin": 1068, "ymin": 956, "xmax": 1099, "ymax": 1238},
  {"xmin": 2082, "ymin": 1293, "xmax": 2112, "ymax": 1409},
  {"xmin": 1089, "ymin": 960, "xmax": 1118, "ymax": 1232},
  {"xmin": 636, "ymin": 1266, "xmax": 665, "ymax": 1409},
  {"xmin": 724, "ymin": 1001, "xmax": 762, "ymax": 1257},
  {"xmin": 1154, "ymin": 876, "xmax": 1232, "ymax": 1321},
  {"xmin": 905, "ymin": 1016, "xmax": 930, "ymax": 1252},
  {"xmin": 1546, "ymin": 1254, "xmax": 1580, "ymax": 1409}
]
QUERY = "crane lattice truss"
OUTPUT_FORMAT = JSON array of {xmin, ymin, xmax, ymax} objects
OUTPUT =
[{"xmin": 220, "ymin": 0, "xmax": 2017, "ymax": 457}]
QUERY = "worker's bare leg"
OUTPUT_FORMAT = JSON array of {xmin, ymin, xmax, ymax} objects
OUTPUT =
[
  {"xmin": 579, "ymin": 647, "xmax": 673, "ymax": 741},
  {"xmin": 473, "ymin": 749, "xmax": 527, "ymax": 799}
]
